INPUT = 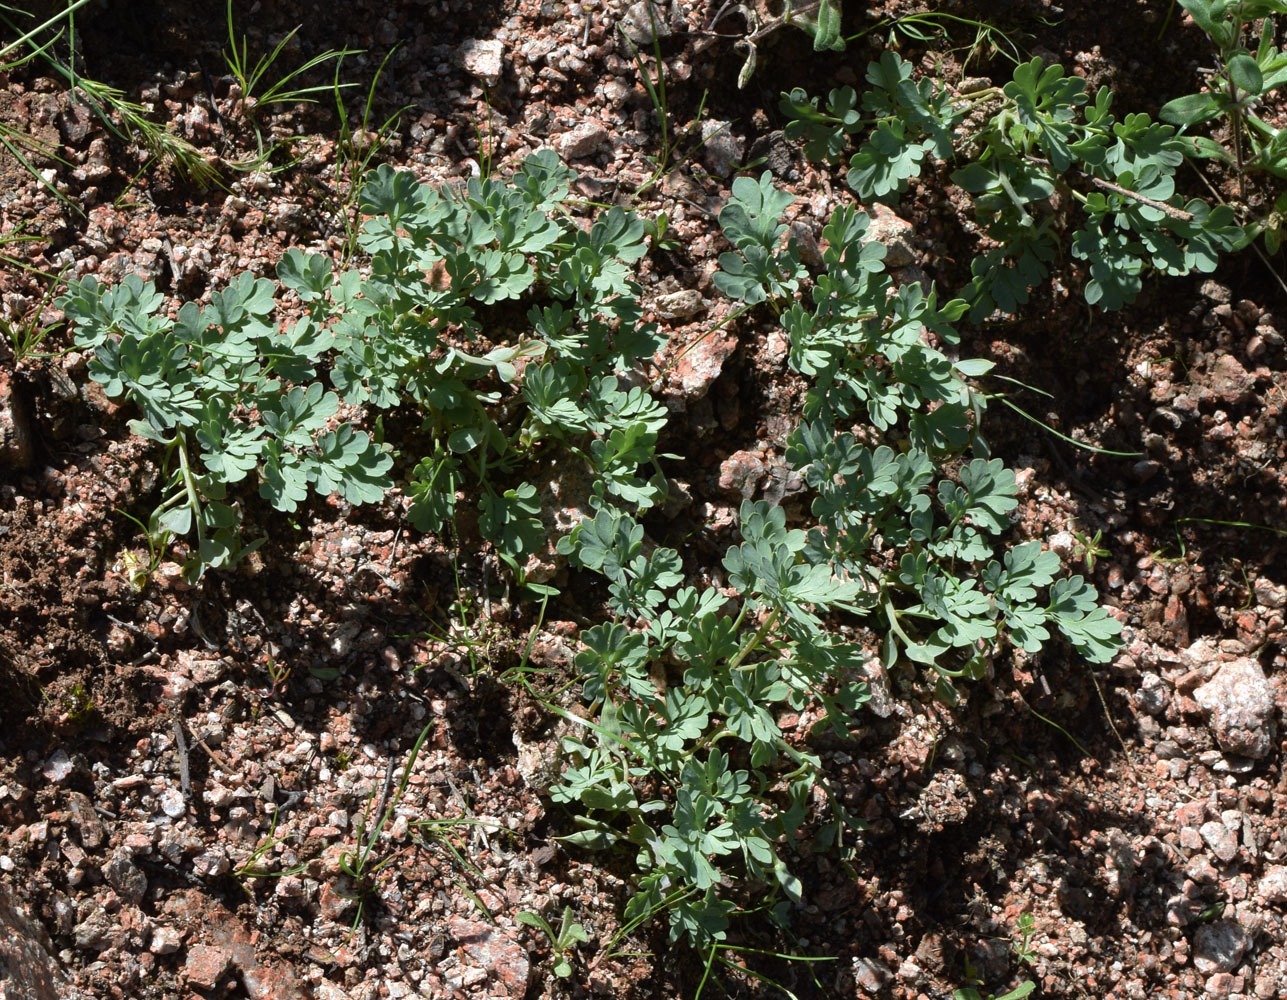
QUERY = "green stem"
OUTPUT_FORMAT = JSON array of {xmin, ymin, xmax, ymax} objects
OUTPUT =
[
  {"xmin": 727, "ymin": 607, "xmax": 780, "ymax": 671},
  {"xmin": 175, "ymin": 433, "xmax": 207, "ymax": 555}
]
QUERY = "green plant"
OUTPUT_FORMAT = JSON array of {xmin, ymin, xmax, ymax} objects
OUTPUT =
[
  {"xmin": 0, "ymin": 1, "xmax": 217, "ymax": 188},
  {"xmin": 1159, "ymin": 0, "xmax": 1287, "ymax": 192},
  {"xmin": 1012, "ymin": 912, "xmax": 1038, "ymax": 965},
  {"xmin": 2, "ymin": 269, "xmax": 65, "ymax": 363},
  {"xmin": 955, "ymin": 982, "xmax": 1036, "ymax": 1000},
  {"xmin": 517, "ymin": 906, "xmax": 592, "ymax": 979},
  {"xmin": 222, "ymin": 0, "xmax": 356, "ymax": 170},
  {"xmin": 337, "ymin": 721, "xmax": 432, "ymax": 930},
  {"xmin": 57, "ymin": 150, "xmax": 671, "ymax": 584},
  {"xmin": 541, "ymin": 172, "xmax": 1123, "ymax": 949},
  {"xmin": 232, "ymin": 807, "xmax": 307, "ymax": 892},
  {"xmin": 782, "ymin": 50, "xmax": 1244, "ymax": 314},
  {"xmin": 57, "ymin": 270, "xmax": 392, "ymax": 582}
]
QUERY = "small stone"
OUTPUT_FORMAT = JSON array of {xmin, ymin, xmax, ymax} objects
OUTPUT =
[
  {"xmin": 1193, "ymin": 658, "xmax": 1276, "ymax": 759},
  {"xmin": 654, "ymin": 289, "xmax": 706, "ymax": 320},
  {"xmin": 668, "ymin": 326, "xmax": 738, "ymax": 402},
  {"xmin": 1193, "ymin": 919, "xmax": 1250, "ymax": 974},
  {"xmin": 73, "ymin": 909, "xmax": 115, "ymax": 951},
  {"xmin": 1199, "ymin": 820, "xmax": 1239, "ymax": 863},
  {"xmin": 853, "ymin": 957, "xmax": 892, "ymax": 994},
  {"xmin": 150, "ymin": 925, "xmax": 183, "ymax": 955},
  {"xmin": 449, "ymin": 916, "xmax": 529, "ymax": 998},
  {"xmin": 620, "ymin": 1, "xmax": 672, "ymax": 46},
  {"xmin": 718, "ymin": 450, "xmax": 765, "ymax": 498},
  {"xmin": 41, "ymin": 750, "xmax": 73, "ymax": 784},
  {"xmin": 461, "ymin": 39, "xmax": 504, "ymax": 86},
  {"xmin": 1136, "ymin": 672, "xmax": 1168, "ymax": 715},
  {"xmin": 104, "ymin": 852, "xmax": 148, "ymax": 904},
  {"xmin": 1209, "ymin": 354, "xmax": 1254, "ymax": 405},
  {"xmin": 1048, "ymin": 530, "xmax": 1076, "ymax": 559},
  {"xmin": 185, "ymin": 943, "xmax": 232, "ymax": 990},
  {"xmin": 160, "ymin": 788, "xmax": 187, "ymax": 818},
  {"xmin": 1253, "ymin": 577, "xmax": 1286, "ymax": 609},
  {"xmin": 1257, "ymin": 865, "xmax": 1287, "ymax": 904},
  {"xmin": 866, "ymin": 203, "xmax": 915, "ymax": 267},
  {"xmin": 554, "ymin": 122, "xmax": 610, "ymax": 159},
  {"xmin": 192, "ymin": 848, "xmax": 230, "ymax": 877},
  {"xmin": 1200, "ymin": 279, "xmax": 1232, "ymax": 304},
  {"xmin": 700, "ymin": 120, "xmax": 744, "ymax": 177}
]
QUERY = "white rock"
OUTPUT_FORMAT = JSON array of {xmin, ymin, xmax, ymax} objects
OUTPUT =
[
  {"xmin": 1193, "ymin": 658, "xmax": 1277, "ymax": 759},
  {"xmin": 150, "ymin": 925, "xmax": 183, "ymax": 955},
  {"xmin": 460, "ymin": 40, "xmax": 504, "ymax": 86},
  {"xmin": 41, "ymin": 750, "xmax": 73, "ymax": 784},
  {"xmin": 700, "ymin": 120, "xmax": 744, "ymax": 177},
  {"xmin": 554, "ymin": 122, "xmax": 610, "ymax": 159},
  {"xmin": 1200, "ymin": 820, "xmax": 1239, "ymax": 863},
  {"xmin": 866, "ymin": 203, "xmax": 915, "ymax": 267},
  {"xmin": 159, "ymin": 788, "xmax": 186, "ymax": 818},
  {"xmin": 1193, "ymin": 919, "xmax": 1250, "ymax": 974},
  {"xmin": 1258, "ymin": 865, "xmax": 1287, "ymax": 905}
]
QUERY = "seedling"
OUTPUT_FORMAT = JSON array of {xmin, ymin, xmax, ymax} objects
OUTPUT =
[
  {"xmin": 2, "ymin": 270, "xmax": 65, "ymax": 364},
  {"xmin": 330, "ymin": 47, "xmax": 410, "ymax": 262},
  {"xmin": 1070, "ymin": 525, "xmax": 1110, "ymax": 573},
  {"xmin": 232, "ymin": 807, "xmax": 307, "ymax": 893},
  {"xmin": 336, "ymin": 721, "xmax": 432, "ymax": 931},
  {"xmin": 516, "ymin": 906, "xmax": 592, "ymax": 978},
  {"xmin": 1012, "ymin": 912, "xmax": 1038, "ymax": 966},
  {"xmin": 222, "ymin": 0, "xmax": 356, "ymax": 170},
  {"xmin": 114, "ymin": 509, "xmax": 171, "ymax": 593},
  {"xmin": 619, "ymin": 12, "xmax": 717, "ymax": 196},
  {"xmin": 954, "ymin": 983, "xmax": 1037, "ymax": 1000}
]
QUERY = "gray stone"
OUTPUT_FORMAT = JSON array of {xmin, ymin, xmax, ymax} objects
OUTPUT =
[
  {"xmin": 104, "ymin": 851, "xmax": 148, "ymax": 904},
  {"xmin": 461, "ymin": 39, "xmax": 504, "ymax": 87},
  {"xmin": 1193, "ymin": 919, "xmax": 1251, "ymax": 974},
  {"xmin": 554, "ymin": 122, "xmax": 610, "ymax": 159},
  {"xmin": 866, "ymin": 203, "xmax": 915, "ymax": 266},
  {"xmin": 1199, "ymin": 820, "xmax": 1239, "ymax": 863},
  {"xmin": 1200, "ymin": 280, "xmax": 1232, "ymax": 304},
  {"xmin": 0, "ymin": 884, "xmax": 85, "ymax": 998},
  {"xmin": 1193, "ymin": 658, "xmax": 1277, "ymax": 759},
  {"xmin": 150, "ymin": 925, "xmax": 183, "ymax": 955},
  {"xmin": 1137, "ymin": 672, "xmax": 1169, "ymax": 715},
  {"xmin": 1258, "ymin": 865, "xmax": 1287, "ymax": 905},
  {"xmin": 620, "ymin": 1, "xmax": 672, "ymax": 46},
  {"xmin": 718, "ymin": 451, "xmax": 765, "ymax": 499},
  {"xmin": 654, "ymin": 289, "xmax": 706, "ymax": 320},
  {"xmin": 72, "ymin": 908, "xmax": 115, "ymax": 951},
  {"xmin": 41, "ymin": 750, "xmax": 73, "ymax": 784},
  {"xmin": 700, "ymin": 120, "xmax": 744, "ymax": 177}
]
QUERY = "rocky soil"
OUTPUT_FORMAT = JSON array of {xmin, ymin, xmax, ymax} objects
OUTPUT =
[{"xmin": 1, "ymin": 1, "xmax": 1286, "ymax": 999}]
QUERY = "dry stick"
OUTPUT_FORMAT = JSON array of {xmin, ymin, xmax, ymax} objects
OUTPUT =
[
  {"xmin": 1084, "ymin": 663, "xmax": 1138, "ymax": 778},
  {"xmin": 1026, "ymin": 155, "xmax": 1196, "ymax": 221},
  {"xmin": 171, "ymin": 715, "xmax": 191, "ymax": 798},
  {"xmin": 1085, "ymin": 174, "xmax": 1195, "ymax": 221}
]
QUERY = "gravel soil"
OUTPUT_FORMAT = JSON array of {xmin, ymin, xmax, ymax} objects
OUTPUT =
[{"xmin": 1, "ymin": 2, "xmax": 1286, "ymax": 999}]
